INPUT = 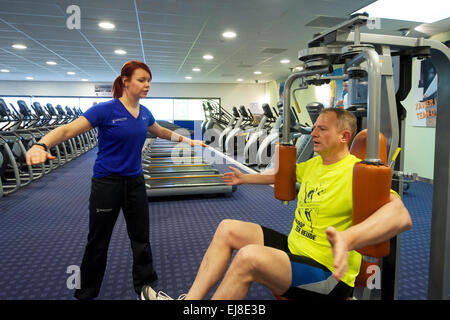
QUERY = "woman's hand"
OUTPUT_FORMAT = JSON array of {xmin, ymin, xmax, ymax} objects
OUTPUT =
[
  {"xmin": 187, "ymin": 139, "xmax": 207, "ymax": 147},
  {"xmin": 26, "ymin": 145, "xmax": 56, "ymax": 165}
]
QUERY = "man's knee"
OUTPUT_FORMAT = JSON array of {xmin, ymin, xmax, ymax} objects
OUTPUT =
[
  {"xmin": 232, "ymin": 244, "xmax": 262, "ymax": 276},
  {"xmin": 215, "ymin": 219, "xmax": 241, "ymax": 243},
  {"xmin": 214, "ymin": 219, "xmax": 263, "ymax": 251}
]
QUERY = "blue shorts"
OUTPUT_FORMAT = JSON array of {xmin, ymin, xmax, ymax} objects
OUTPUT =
[{"xmin": 261, "ymin": 226, "xmax": 353, "ymax": 300}]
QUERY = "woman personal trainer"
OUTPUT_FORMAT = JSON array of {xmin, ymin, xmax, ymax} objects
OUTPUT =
[{"xmin": 26, "ymin": 60, "xmax": 205, "ymax": 299}]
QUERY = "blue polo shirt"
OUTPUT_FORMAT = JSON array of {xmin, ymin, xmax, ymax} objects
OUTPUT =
[{"xmin": 83, "ymin": 99, "xmax": 155, "ymax": 178}]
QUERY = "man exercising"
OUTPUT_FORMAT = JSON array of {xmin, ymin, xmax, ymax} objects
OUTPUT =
[{"xmin": 141, "ymin": 108, "xmax": 412, "ymax": 300}]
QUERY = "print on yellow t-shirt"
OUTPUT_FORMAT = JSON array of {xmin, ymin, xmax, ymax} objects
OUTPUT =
[{"xmin": 288, "ymin": 154, "xmax": 362, "ymax": 287}]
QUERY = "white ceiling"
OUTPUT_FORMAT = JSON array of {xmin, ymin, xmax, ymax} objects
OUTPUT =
[{"xmin": 0, "ymin": 0, "xmax": 447, "ymax": 84}]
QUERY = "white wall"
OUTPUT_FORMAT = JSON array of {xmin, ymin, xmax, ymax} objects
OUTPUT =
[
  {"xmin": 402, "ymin": 31, "xmax": 449, "ymax": 180},
  {"xmin": 0, "ymin": 80, "xmax": 266, "ymax": 114},
  {"xmin": 402, "ymin": 59, "xmax": 436, "ymax": 180}
]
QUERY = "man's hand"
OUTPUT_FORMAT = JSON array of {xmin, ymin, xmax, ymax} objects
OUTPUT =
[
  {"xmin": 223, "ymin": 166, "xmax": 244, "ymax": 185},
  {"xmin": 326, "ymin": 226, "xmax": 349, "ymax": 282},
  {"xmin": 26, "ymin": 145, "xmax": 56, "ymax": 165}
]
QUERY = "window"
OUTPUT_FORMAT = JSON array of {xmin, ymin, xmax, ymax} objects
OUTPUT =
[
  {"xmin": 140, "ymin": 99, "xmax": 173, "ymax": 121},
  {"xmin": 173, "ymin": 99, "xmax": 205, "ymax": 121},
  {"xmin": 31, "ymin": 97, "xmax": 80, "ymax": 112},
  {"xmin": 79, "ymin": 98, "xmax": 110, "ymax": 112},
  {"xmin": 1, "ymin": 96, "xmax": 219, "ymax": 122}
]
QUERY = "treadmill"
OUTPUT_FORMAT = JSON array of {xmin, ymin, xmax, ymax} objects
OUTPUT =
[
  {"xmin": 144, "ymin": 137, "xmax": 195, "ymax": 158},
  {"xmin": 143, "ymin": 141, "xmax": 235, "ymax": 197},
  {"xmin": 143, "ymin": 136, "xmax": 212, "ymax": 174},
  {"xmin": 145, "ymin": 173, "xmax": 236, "ymax": 197}
]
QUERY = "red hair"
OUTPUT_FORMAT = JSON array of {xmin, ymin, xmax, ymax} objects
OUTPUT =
[{"xmin": 112, "ymin": 60, "xmax": 152, "ymax": 98}]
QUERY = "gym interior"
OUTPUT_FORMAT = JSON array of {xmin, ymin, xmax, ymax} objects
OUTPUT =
[{"xmin": 0, "ymin": 0, "xmax": 449, "ymax": 302}]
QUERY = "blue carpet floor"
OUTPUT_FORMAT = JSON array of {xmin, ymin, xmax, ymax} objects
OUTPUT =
[{"xmin": 0, "ymin": 148, "xmax": 445, "ymax": 300}]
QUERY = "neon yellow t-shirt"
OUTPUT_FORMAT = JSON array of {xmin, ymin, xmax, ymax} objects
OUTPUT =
[{"xmin": 287, "ymin": 154, "xmax": 362, "ymax": 287}]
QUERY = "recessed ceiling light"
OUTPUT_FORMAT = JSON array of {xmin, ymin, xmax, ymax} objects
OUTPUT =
[
  {"xmin": 114, "ymin": 49, "xmax": 127, "ymax": 55},
  {"xmin": 67, "ymin": 71, "xmax": 76, "ymax": 75},
  {"xmin": 192, "ymin": 67, "xmax": 201, "ymax": 72},
  {"xmin": 280, "ymin": 59, "xmax": 290, "ymax": 64},
  {"xmin": 185, "ymin": 76, "xmax": 192, "ymax": 80},
  {"xmin": 12, "ymin": 44, "xmax": 27, "ymax": 49},
  {"xmin": 26, "ymin": 76, "xmax": 33, "ymax": 80},
  {"xmin": 236, "ymin": 78, "xmax": 244, "ymax": 82},
  {"xmin": 46, "ymin": 61, "xmax": 57, "ymax": 65},
  {"xmin": 98, "ymin": 21, "xmax": 115, "ymax": 30},
  {"xmin": 81, "ymin": 78, "xmax": 88, "ymax": 81},
  {"xmin": 254, "ymin": 71, "xmax": 262, "ymax": 75},
  {"xmin": 0, "ymin": 69, "xmax": 10, "ymax": 73},
  {"xmin": 203, "ymin": 54, "xmax": 214, "ymax": 60},
  {"xmin": 222, "ymin": 31, "xmax": 237, "ymax": 39}
]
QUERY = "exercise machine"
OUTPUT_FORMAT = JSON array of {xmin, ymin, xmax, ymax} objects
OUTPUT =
[
  {"xmin": 276, "ymin": 13, "xmax": 450, "ymax": 300},
  {"xmin": 243, "ymin": 103, "xmax": 278, "ymax": 166}
]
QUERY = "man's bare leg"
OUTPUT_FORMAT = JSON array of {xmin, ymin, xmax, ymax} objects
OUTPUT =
[
  {"xmin": 211, "ymin": 244, "xmax": 292, "ymax": 300},
  {"xmin": 185, "ymin": 219, "xmax": 264, "ymax": 300}
]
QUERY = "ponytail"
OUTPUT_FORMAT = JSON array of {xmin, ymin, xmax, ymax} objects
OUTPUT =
[{"xmin": 112, "ymin": 75, "xmax": 123, "ymax": 98}]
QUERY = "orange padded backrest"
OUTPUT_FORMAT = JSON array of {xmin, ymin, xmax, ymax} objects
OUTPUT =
[
  {"xmin": 350, "ymin": 129, "xmax": 391, "ymax": 288},
  {"xmin": 350, "ymin": 129, "xmax": 388, "ymax": 164}
]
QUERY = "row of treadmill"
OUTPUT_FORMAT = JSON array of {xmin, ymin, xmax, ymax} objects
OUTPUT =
[
  {"xmin": 0, "ymin": 97, "xmax": 238, "ymax": 199},
  {"xmin": 201, "ymin": 99, "xmax": 326, "ymax": 171},
  {"xmin": 0, "ymin": 98, "xmax": 97, "ymax": 198}
]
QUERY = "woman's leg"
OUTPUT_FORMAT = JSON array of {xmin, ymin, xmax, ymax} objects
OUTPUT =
[
  {"xmin": 74, "ymin": 177, "xmax": 122, "ymax": 300},
  {"xmin": 122, "ymin": 175, "xmax": 157, "ymax": 295}
]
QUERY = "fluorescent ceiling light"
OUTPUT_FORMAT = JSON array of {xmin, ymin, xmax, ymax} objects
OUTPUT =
[
  {"xmin": 236, "ymin": 78, "xmax": 244, "ymax": 82},
  {"xmin": 185, "ymin": 76, "xmax": 192, "ymax": 80},
  {"xmin": 12, "ymin": 44, "xmax": 27, "ymax": 49},
  {"xmin": 114, "ymin": 49, "xmax": 127, "ymax": 55},
  {"xmin": 254, "ymin": 71, "xmax": 262, "ymax": 75},
  {"xmin": 354, "ymin": 0, "xmax": 450, "ymax": 23},
  {"xmin": 222, "ymin": 31, "xmax": 237, "ymax": 39},
  {"xmin": 46, "ymin": 61, "xmax": 57, "ymax": 65},
  {"xmin": 67, "ymin": 71, "xmax": 76, "ymax": 75},
  {"xmin": 98, "ymin": 21, "xmax": 115, "ymax": 29},
  {"xmin": 26, "ymin": 76, "xmax": 33, "ymax": 80},
  {"xmin": 192, "ymin": 67, "xmax": 201, "ymax": 72},
  {"xmin": 203, "ymin": 54, "xmax": 214, "ymax": 60},
  {"xmin": 81, "ymin": 78, "xmax": 88, "ymax": 81},
  {"xmin": 280, "ymin": 59, "xmax": 290, "ymax": 64},
  {"xmin": 0, "ymin": 69, "xmax": 10, "ymax": 72}
]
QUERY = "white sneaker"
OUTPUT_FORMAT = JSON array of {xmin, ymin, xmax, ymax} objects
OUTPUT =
[{"xmin": 141, "ymin": 285, "xmax": 186, "ymax": 300}]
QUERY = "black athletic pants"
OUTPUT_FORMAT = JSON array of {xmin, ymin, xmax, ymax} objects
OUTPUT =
[{"xmin": 74, "ymin": 174, "xmax": 157, "ymax": 300}]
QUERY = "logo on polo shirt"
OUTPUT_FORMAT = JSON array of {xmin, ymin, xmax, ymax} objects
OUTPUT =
[{"xmin": 112, "ymin": 117, "xmax": 127, "ymax": 124}]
